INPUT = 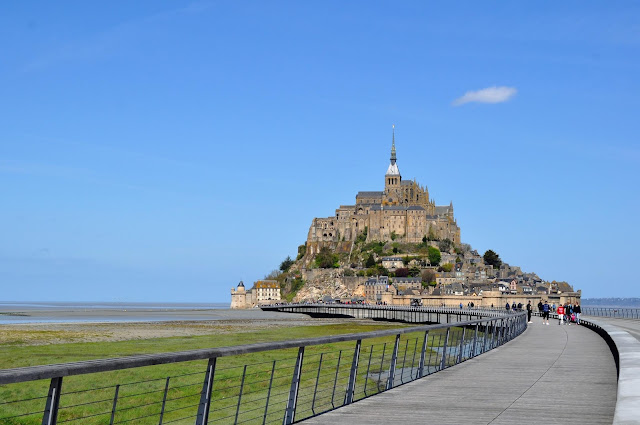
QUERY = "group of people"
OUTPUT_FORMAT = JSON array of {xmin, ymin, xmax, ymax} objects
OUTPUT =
[{"xmin": 536, "ymin": 300, "xmax": 581, "ymax": 325}]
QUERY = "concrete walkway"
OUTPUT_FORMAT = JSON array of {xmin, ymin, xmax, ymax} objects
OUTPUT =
[{"xmin": 303, "ymin": 316, "xmax": 618, "ymax": 425}]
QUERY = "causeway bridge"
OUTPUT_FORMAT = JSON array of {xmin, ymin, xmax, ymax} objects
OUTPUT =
[{"xmin": 0, "ymin": 304, "xmax": 638, "ymax": 424}]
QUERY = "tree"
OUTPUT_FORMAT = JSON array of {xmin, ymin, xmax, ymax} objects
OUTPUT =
[
  {"xmin": 439, "ymin": 263, "xmax": 453, "ymax": 273},
  {"xmin": 264, "ymin": 270, "xmax": 281, "ymax": 280},
  {"xmin": 421, "ymin": 269, "xmax": 436, "ymax": 285},
  {"xmin": 428, "ymin": 246, "xmax": 441, "ymax": 266},
  {"xmin": 483, "ymin": 250, "xmax": 502, "ymax": 269},
  {"xmin": 365, "ymin": 254, "xmax": 376, "ymax": 268},
  {"xmin": 315, "ymin": 247, "xmax": 339, "ymax": 268},
  {"xmin": 394, "ymin": 267, "xmax": 409, "ymax": 277},
  {"xmin": 408, "ymin": 266, "xmax": 421, "ymax": 277},
  {"xmin": 279, "ymin": 256, "xmax": 294, "ymax": 272},
  {"xmin": 296, "ymin": 244, "xmax": 307, "ymax": 260},
  {"xmin": 437, "ymin": 238, "xmax": 453, "ymax": 253}
]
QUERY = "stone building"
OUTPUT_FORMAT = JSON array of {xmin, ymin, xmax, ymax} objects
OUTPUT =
[
  {"xmin": 306, "ymin": 128, "xmax": 461, "ymax": 257},
  {"xmin": 230, "ymin": 280, "xmax": 281, "ymax": 309}
]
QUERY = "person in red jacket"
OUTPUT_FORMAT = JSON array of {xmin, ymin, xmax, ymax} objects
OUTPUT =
[{"xmin": 557, "ymin": 304, "xmax": 565, "ymax": 325}]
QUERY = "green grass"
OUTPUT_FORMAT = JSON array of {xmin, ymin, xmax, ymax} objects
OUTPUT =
[{"xmin": 0, "ymin": 323, "xmax": 479, "ymax": 425}]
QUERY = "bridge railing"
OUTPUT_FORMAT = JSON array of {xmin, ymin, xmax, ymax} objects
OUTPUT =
[
  {"xmin": 0, "ymin": 312, "xmax": 527, "ymax": 425},
  {"xmin": 582, "ymin": 307, "xmax": 640, "ymax": 319}
]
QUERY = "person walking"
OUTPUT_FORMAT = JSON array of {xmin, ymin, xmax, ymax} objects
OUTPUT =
[
  {"xmin": 506, "ymin": 302, "xmax": 510, "ymax": 311},
  {"xmin": 542, "ymin": 300, "xmax": 550, "ymax": 325},
  {"xmin": 566, "ymin": 303, "xmax": 573, "ymax": 325},
  {"xmin": 574, "ymin": 303, "xmax": 581, "ymax": 325},
  {"xmin": 557, "ymin": 304, "xmax": 565, "ymax": 325},
  {"xmin": 537, "ymin": 300, "xmax": 543, "ymax": 313},
  {"xmin": 511, "ymin": 302, "xmax": 517, "ymax": 311},
  {"xmin": 526, "ymin": 301, "xmax": 532, "ymax": 323}
]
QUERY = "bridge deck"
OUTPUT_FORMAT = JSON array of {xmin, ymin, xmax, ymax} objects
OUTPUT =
[{"xmin": 302, "ymin": 316, "xmax": 617, "ymax": 425}]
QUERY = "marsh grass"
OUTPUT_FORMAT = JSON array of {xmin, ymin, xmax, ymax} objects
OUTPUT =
[{"xmin": 0, "ymin": 323, "xmax": 483, "ymax": 424}]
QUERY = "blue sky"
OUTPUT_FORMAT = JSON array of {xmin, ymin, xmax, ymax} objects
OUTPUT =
[{"xmin": 1, "ymin": 1, "xmax": 639, "ymax": 301}]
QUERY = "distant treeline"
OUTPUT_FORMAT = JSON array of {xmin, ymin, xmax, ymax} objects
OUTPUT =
[{"xmin": 582, "ymin": 298, "xmax": 640, "ymax": 307}]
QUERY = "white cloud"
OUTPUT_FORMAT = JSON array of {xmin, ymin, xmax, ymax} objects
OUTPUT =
[{"xmin": 452, "ymin": 86, "xmax": 517, "ymax": 106}]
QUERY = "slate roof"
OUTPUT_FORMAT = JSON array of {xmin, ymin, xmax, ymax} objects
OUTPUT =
[{"xmin": 356, "ymin": 191, "xmax": 384, "ymax": 197}]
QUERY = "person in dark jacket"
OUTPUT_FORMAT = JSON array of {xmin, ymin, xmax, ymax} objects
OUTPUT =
[
  {"xmin": 526, "ymin": 301, "xmax": 532, "ymax": 323},
  {"xmin": 574, "ymin": 303, "xmax": 582, "ymax": 324},
  {"xmin": 505, "ymin": 302, "xmax": 510, "ymax": 310},
  {"xmin": 511, "ymin": 302, "xmax": 517, "ymax": 311}
]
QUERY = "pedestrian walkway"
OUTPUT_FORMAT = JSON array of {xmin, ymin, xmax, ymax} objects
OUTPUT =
[{"xmin": 302, "ymin": 316, "xmax": 618, "ymax": 425}]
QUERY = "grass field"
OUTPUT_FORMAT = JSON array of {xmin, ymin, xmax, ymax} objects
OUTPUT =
[{"xmin": 0, "ymin": 321, "xmax": 475, "ymax": 424}]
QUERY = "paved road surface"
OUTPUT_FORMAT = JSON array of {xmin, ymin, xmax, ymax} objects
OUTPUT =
[{"xmin": 302, "ymin": 316, "xmax": 618, "ymax": 425}]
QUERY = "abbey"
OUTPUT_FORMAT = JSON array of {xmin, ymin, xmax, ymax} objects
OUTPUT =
[{"xmin": 306, "ymin": 128, "xmax": 461, "ymax": 254}]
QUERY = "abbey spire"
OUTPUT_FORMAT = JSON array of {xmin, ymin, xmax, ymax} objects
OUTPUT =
[{"xmin": 386, "ymin": 125, "xmax": 400, "ymax": 177}]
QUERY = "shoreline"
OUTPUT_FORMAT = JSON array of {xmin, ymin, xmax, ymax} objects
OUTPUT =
[{"xmin": 0, "ymin": 308, "xmax": 395, "ymax": 346}]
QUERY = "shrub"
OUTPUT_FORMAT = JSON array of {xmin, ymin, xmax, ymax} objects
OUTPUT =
[{"xmin": 315, "ymin": 247, "xmax": 339, "ymax": 268}]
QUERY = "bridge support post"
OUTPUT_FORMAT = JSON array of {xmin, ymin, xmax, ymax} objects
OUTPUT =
[
  {"xmin": 42, "ymin": 376, "xmax": 63, "ymax": 425},
  {"xmin": 386, "ymin": 334, "xmax": 400, "ymax": 390},
  {"xmin": 440, "ymin": 328, "xmax": 450, "ymax": 370},
  {"xmin": 195, "ymin": 358, "xmax": 216, "ymax": 425},
  {"xmin": 283, "ymin": 347, "xmax": 304, "ymax": 425},
  {"xmin": 344, "ymin": 340, "xmax": 361, "ymax": 405},
  {"xmin": 418, "ymin": 330, "xmax": 429, "ymax": 378}
]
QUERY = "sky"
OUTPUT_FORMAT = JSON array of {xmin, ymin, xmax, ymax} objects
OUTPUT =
[{"xmin": 1, "ymin": 1, "xmax": 639, "ymax": 302}]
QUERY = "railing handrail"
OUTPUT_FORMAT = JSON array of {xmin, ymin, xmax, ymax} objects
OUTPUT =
[{"xmin": 0, "ymin": 310, "xmax": 524, "ymax": 386}]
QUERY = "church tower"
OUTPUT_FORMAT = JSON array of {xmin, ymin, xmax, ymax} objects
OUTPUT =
[{"xmin": 384, "ymin": 125, "xmax": 401, "ymax": 196}]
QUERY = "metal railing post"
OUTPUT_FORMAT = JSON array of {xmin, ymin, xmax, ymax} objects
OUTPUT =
[
  {"xmin": 409, "ymin": 338, "xmax": 418, "ymax": 380},
  {"xmin": 377, "ymin": 343, "xmax": 387, "ymax": 391},
  {"xmin": 457, "ymin": 327, "xmax": 466, "ymax": 363},
  {"xmin": 195, "ymin": 358, "xmax": 217, "ymax": 425},
  {"xmin": 263, "ymin": 360, "xmax": 276, "ymax": 425},
  {"xmin": 311, "ymin": 354, "xmax": 323, "ymax": 414},
  {"xmin": 386, "ymin": 334, "xmax": 400, "ymax": 390},
  {"xmin": 283, "ymin": 347, "xmax": 304, "ymax": 425},
  {"xmin": 330, "ymin": 350, "xmax": 343, "ymax": 408},
  {"xmin": 471, "ymin": 323, "xmax": 479, "ymax": 357},
  {"xmin": 400, "ymin": 339, "xmax": 409, "ymax": 383},
  {"xmin": 418, "ymin": 330, "xmax": 429, "ymax": 378},
  {"xmin": 344, "ymin": 339, "xmax": 361, "ymax": 405},
  {"xmin": 440, "ymin": 328, "xmax": 450, "ymax": 370},
  {"xmin": 363, "ymin": 347, "xmax": 373, "ymax": 396},
  {"xmin": 42, "ymin": 376, "xmax": 62, "ymax": 425},
  {"xmin": 159, "ymin": 377, "xmax": 170, "ymax": 425},
  {"xmin": 234, "ymin": 365, "xmax": 247, "ymax": 424},
  {"xmin": 109, "ymin": 384, "xmax": 119, "ymax": 425}
]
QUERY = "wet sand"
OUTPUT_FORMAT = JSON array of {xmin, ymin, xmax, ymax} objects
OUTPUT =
[{"xmin": 0, "ymin": 308, "xmax": 387, "ymax": 346}]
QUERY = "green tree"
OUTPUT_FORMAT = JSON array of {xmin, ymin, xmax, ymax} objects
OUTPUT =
[
  {"xmin": 296, "ymin": 244, "xmax": 307, "ymax": 260},
  {"xmin": 279, "ymin": 256, "xmax": 294, "ymax": 272},
  {"xmin": 428, "ymin": 246, "xmax": 441, "ymax": 266},
  {"xmin": 408, "ymin": 266, "xmax": 421, "ymax": 277},
  {"xmin": 390, "ymin": 231, "xmax": 398, "ymax": 241},
  {"xmin": 483, "ymin": 249, "xmax": 502, "ymax": 269},
  {"xmin": 439, "ymin": 263, "xmax": 453, "ymax": 272},
  {"xmin": 315, "ymin": 246, "xmax": 339, "ymax": 268},
  {"xmin": 365, "ymin": 254, "xmax": 376, "ymax": 268}
]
